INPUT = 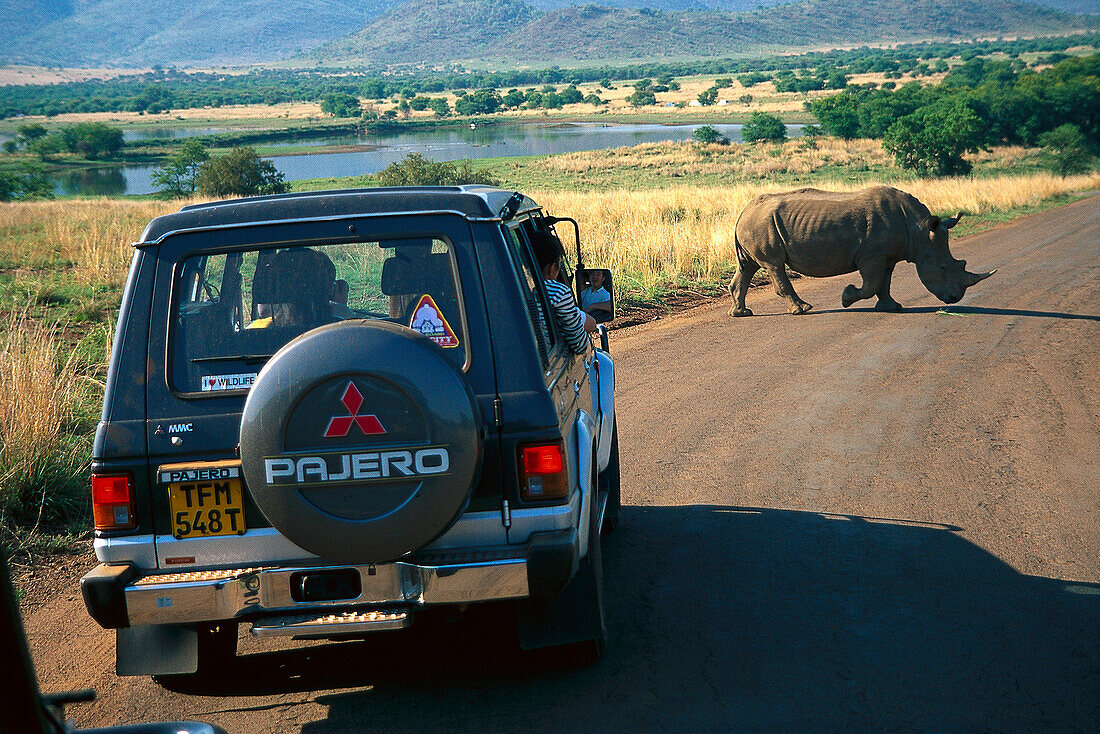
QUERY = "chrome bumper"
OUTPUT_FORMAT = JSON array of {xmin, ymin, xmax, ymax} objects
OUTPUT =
[{"xmin": 83, "ymin": 530, "xmax": 578, "ymax": 629}]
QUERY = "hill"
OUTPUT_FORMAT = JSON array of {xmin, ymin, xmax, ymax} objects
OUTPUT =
[
  {"xmin": 316, "ymin": 0, "xmax": 1100, "ymax": 67},
  {"xmin": 0, "ymin": 0, "xmax": 1095, "ymax": 68},
  {"xmin": 0, "ymin": 0, "xmax": 401, "ymax": 67}
]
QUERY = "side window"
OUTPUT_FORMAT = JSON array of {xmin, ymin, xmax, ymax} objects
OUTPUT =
[{"xmin": 503, "ymin": 225, "xmax": 555, "ymax": 366}]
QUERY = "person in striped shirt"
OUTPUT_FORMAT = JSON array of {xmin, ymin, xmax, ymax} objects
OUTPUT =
[{"xmin": 530, "ymin": 229, "xmax": 596, "ymax": 355}]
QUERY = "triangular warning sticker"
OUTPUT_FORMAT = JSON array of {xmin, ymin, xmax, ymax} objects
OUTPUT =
[{"xmin": 408, "ymin": 294, "xmax": 460, "ymax": 348}]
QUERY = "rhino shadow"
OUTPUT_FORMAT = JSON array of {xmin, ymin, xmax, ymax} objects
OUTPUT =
[
  {"xmin": 189, "ymin": 506, "xmax": 1098, "ymax": 733},
  {"xmin": 789, "ymin": 305, "xmax": 1100, "ymax": 322}
]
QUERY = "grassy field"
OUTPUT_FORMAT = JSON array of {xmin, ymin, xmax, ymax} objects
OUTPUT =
[{"xmin": 1, "ymin": 135, "xmax": 1097, "ymax": 551}]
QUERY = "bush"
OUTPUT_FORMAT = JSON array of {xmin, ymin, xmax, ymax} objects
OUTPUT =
[
  {"xmin": 320, "ymin": 92, "xmax": 361, "ymax": 118},
  {"xmin": 884, "ymin": 100, "xmax": 982, "ymax": 176},
  {"xmin": 151, "ymin": 140, "xmax": 209, "ymax": 198},
  {"xmin": 742, "ymin": 112, "xmax": 787, "ymax": 143},
  {"xmin": 196, "ymin": 147, "xmax": 288, "ymax": 197},
  {"xmin": 626, "ymin": 89, "xmax": 657, "ymax": 107},
  {"xmin": 697, "ymin": 87, "xmax": 718, "ymax": 106},
  {"xmin": 376, "ymin": 153, "xmax": 499, "ymax": 187},
  {"xmin": 1039, "ymin": 124, "xmax": 1094, "ymax": 177},
  {"xmin": 59, "ymin": 122, "xmax": 123, "ymax": 159},
  {"xmin": 0, "ymin": 163, "xmax": 53, "ymax": 201},
  {"xmin": 692, "ymin": 125, "xmax": 729, "ymax": 145}
]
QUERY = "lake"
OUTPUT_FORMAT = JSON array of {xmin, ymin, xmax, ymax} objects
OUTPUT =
[{"xmin": 49, "ymin": 121, "xmax": 803, "ymax": 196}]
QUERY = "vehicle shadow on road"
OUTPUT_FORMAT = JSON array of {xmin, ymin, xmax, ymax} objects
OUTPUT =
[
  {"xmin": 807, "ymin": 305, "xmax": 1100, "ymax": 321},
  {"xmin": 199, "ymin": 506, "xmax": 1099, "ymax": 733}
]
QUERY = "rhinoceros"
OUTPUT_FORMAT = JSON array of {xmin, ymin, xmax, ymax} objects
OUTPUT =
[{"xmin": 728, "ymin": 186, "xmax": 995, "ymax": 316}]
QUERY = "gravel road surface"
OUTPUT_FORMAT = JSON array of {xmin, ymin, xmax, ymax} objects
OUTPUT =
[{"xmin": 23, "ymin": 196, "xmax": 1099, "ymax": 733}]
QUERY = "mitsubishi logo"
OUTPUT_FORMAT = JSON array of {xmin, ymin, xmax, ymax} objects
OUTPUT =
[{"xmin": 324, "ymin": 382, "xmax": 387, "ymax": 438}]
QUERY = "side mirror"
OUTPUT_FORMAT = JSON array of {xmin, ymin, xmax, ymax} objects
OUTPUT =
[{"xmin": 577, "ymin": 268, "xmax": 615, "ymax": 323}]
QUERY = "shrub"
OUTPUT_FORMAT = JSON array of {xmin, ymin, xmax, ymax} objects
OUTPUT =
[
  {"xmin": 0, "ymin": 163, "xmax": 53, "ymax": 201},
  {"xmin": 196, "ymin": 147, "xmax": 288, "ymax": 198},
  {"xmin": 742, "ymin": 112, "xmax": 787, "ymax": 143},
  {"xmin": 1040, "ymin": 124, "xmax": 1094, "ymax": 177},
  {"xmin": 320, "ymin": 92, "xmax": 361, "ymax": 118},
  {"xmin": 692, "ymin": 126, "xmax": 729, "ymax": 145},
  {"xmin": 884, "ymin": 100, "xmax": 982, "ymax": 176},
  {"xmin": 58, "ymin": 122, "xmax": 123, "ymax": 160},
  {"xmin": 375, "ymin": 153, "xmax": 498, "ymax": 187},
  {"xmin": 626, "ymin": 89, "xmax": 657, "ymax": 107}
]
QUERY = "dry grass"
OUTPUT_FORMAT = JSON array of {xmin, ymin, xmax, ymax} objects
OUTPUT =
[
  {"xmin": 543, "ymin": 137, "xmax": 891, "ymax": 179},
  {"xmin": 532, "ymin": 171, "xmax": 1100, "ymax": 292},
  {"xmin": 0, "ymin": 313, "xmax": 90, "ymax": 524},
  {"xmin": 0, "ymin": 198, "xmax": 179, "ymax": 286}
]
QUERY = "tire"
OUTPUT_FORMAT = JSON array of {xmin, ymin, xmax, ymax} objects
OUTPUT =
[
  {"xmin": 239, "ymin": 320, "xmax": 482, "ymax": 564},
  {"xmin": 598, "ymin": 419, "xmax": 621, "ymax": 535}
]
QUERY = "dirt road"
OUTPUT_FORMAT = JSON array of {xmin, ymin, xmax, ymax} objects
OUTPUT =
[{"xmin": 25, "ymin": 196, "xmax": 1098, "ymax": 733}]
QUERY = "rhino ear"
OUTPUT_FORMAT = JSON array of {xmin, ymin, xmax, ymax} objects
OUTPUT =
[
  {"xmin": 942, "ymin": 212, "xmax": 964, "ymax": 229},
  {"xmin": 927, "ymin": 216, "xmax": 940, "ymax": 231}
]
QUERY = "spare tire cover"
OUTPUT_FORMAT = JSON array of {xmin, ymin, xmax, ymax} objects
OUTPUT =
[{"xmin": 239, "ymin": 320, "xmax": 481, "ymax": 563}]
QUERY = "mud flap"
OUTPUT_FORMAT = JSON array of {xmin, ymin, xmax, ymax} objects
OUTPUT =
[
  {"xmin": 517, "ymin": 493, "xmax": 606, "ymax": 652},
  {"xmin": 116, "ymin": 624, "xmax": 197, "ymax": 676},
  {"xmin": 516, "ymin": 556, "xmax": 604, "ymax": 650}
]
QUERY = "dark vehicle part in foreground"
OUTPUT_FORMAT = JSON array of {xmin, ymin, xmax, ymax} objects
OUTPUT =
[
  {"xmin": 80, "ymin": 186, "xmax": 619, "ymax": 681},
  {"xmin": 1, "ymin": 550, "xmax": 227, "ymax": 734}
]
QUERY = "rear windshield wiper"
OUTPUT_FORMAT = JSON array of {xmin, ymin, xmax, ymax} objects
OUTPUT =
[{"xmin": 191, "ymin": 354, "xmax": 272, "ymax": 364}]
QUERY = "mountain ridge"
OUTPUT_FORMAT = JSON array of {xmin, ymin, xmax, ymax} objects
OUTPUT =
[{"xmin": 0, "ymin": 0, "xmax": 1095, "ymax": 68}]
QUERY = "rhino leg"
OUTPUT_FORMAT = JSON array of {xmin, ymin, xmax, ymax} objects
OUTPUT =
[
  {"xmin": 728, "ymin": 258, "xmax": 761, "ymax": 317},
  {"xmin": 873, "ymin": 262, "xmax": 903, "ymax": 312},
  {"xmin": 765, "ymin": 265, "xmax": 812, "ymax": 315},
  {"xmin": 842, "ymin": 257, "xmax": 887, "ymax": 308}
]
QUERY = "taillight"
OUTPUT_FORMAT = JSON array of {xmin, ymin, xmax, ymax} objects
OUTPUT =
[
  {"xmin": 91, "ymin": 472, "xmax": 135, "ymax": 531},
  {"xmin": 518, "ymin": 442, "xmax": 569, "ymax": 501}
]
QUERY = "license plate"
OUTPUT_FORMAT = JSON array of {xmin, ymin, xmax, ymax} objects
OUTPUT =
[{"xmin": 168, "ymin": 478, "xmax": 247, "ymax": 539}]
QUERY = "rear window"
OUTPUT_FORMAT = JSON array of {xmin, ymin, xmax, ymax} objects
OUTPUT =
[{"xmin": 169, "ymin": 238, "xmax": 465, "ymax": 394}]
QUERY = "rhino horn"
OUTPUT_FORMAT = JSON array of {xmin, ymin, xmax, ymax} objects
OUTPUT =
[
  {"xmin": 942, "ymin": 212, "xmax": 964, "ymax": 229},
  {"xmin": 964, "ymin": 268, "xmax": 996, "ymax": 287}
]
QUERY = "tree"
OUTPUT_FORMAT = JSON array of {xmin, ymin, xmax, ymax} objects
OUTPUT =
[
  {"xmin": 807, "ymin": 94, "xmax": 860, "ymax": 139},
  {"xmin": 454, "ymin": 89, "xmax": 502, "ymax": 116},
  {"xmin": 883, "ymin": 100, "xmax": 983, "ymax": 176},
  {"xmin": 742, "ymin": 112, "xmax": 787, "ymax": 143},
  {"xmin": 58, "ymin": 122, "xmax": 123, "ymax": 159},
  {"xmin": 16, "ymin": 123, "xmax": 47, "ymax": 145},
  {"xmin": 502, "ymin": 89, "xmax": 526, "ymax": 109},
  {"xmin": 151, "ymin": 139, "xmax": 209, "ymax": 198},
  {"xmin": 626, "ymin": 89, "xmax": 656, "ymax": 107},
  {"xmin": 1039, "ymin": 124, "xmax": 1094, "ymax": 176},
  {"xmin": 428, "ymin": 98, "xmax": 451, "ymax": 117},
  {"xmin": 320, "ymin": 92, "xmax": 361, "ymax": 118},
  {"xmin": 196, "ymin": 147, "xmax": 287, "ymax": 198},
  {"xmin": 0, "ymin": 162, "xmax": 53, "ymax": 201},
  {"xmin": 376, "ymin": 153, "xmax": 498, "ymax": 187},
  {"xmin": 692, "ymin": 125, "xmax": 729, "ymax": 145},
  {"xmin": 697, "ymin": 87, "xmax": 718, "ymax": 106}
]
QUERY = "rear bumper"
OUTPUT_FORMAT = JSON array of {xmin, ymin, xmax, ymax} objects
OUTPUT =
[{"xmin": 82, "ymin": 529, "xmax": 577, "ymax": 629}]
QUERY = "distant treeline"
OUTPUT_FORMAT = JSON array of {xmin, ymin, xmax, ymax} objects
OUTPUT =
[
  {"xmin": 810, "ymin": 54, "xmax": 1100, "ymax": 147},
  {"xmin": 809, "ymin": 54, "xmax": 1100, "ymax": 175},
  {"xmin": 1, "ymin": 34, "xmax": 1097, "ymax": 120}
]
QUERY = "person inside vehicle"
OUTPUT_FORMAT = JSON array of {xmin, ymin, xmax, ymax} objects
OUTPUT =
[
  {"xmin": 579, "ymin": 269, "xmax": 613, "ymax": 323},
  {"xmin": 248, "ymin": 247, "xmax": 338, "ymax": 328},
  {"xmin": 329, "ymin": 278, "xmax": 357, "ymax": 319},
  {"xmin": 529, "ymin": 228, "xmax": 596, "ymax": 355}
]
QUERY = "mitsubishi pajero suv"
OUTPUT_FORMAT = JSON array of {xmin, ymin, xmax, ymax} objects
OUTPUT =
[{"xmin": 80, "ymin": 186, "xmax": 619, "ymax": 681}]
